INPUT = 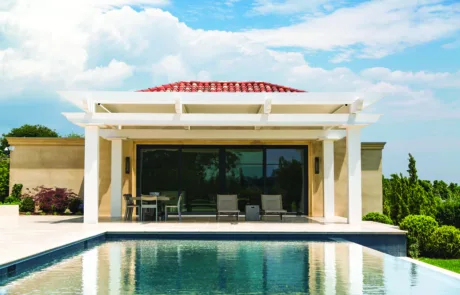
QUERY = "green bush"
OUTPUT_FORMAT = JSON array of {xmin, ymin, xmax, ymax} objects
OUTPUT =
[
  {"xmin": 11, "ymin": 183, "xmax": 23, "ymax": 199},
  {"xmin": 0, "ymin": 155, "xmax": 9, "ymax": 203},
  {"xmin": 363, "ymin": 212, "xmax": 393, "ymax": 225},
  {"xmin": 4, "ymin": 195, "xmax": 19, "ymax": 203},
  {"xmin": 426, "ymin": 226, "xmax": 460, "ymax": 258},
  {"xmin": 0, "ymin": 200, "xmax": 20, "ymax": 205},
  {"xmin": 437, "ymin": 200, "xmax": 460, "ymax": 228},
  {"xmin": 68, "ymin": 197, "xmax": 82, "ymax": 214},
  {"xmin": 400, "ymin": 215, "xmax": 438, "ymax": 257},
  {"xmin": 20, "ymin": 197, "xmax": 35, "ymax": 212}
]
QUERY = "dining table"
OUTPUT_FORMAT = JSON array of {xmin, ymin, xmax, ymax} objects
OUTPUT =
[{"xmin": 133, "ymin": 195, "xmax": 171, "ymax": 221}]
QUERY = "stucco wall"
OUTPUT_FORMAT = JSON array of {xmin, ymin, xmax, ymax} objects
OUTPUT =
[
  {"xmin": 332, "ymin": 139, "xmax": 384, "ymax": 217},
  {"xmin": 8, "ymin": 138, "xmax": 85, "ymax": 196},
  {"xmin": 310, "ymin": 140, "xmax": 385, "ymax": 217},
  {"xmin": 8, "ymin": 137, "xmax": 383, "ymax": 218},
  {"xmin": 8, "ymin": 137, "xmax": 133, "ymax": 218}
]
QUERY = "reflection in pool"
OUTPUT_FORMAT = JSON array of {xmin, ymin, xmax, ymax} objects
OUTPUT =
[{"xmin": 1, "ymin": 240, "xmax": 459, "ymax": 294}]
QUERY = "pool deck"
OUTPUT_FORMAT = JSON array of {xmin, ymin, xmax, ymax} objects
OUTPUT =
[{"xmin": 0, "ymin": 215, "xmax": 406, "ymax": 270}]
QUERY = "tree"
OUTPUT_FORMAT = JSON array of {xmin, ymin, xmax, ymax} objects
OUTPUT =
[
  {"xmin": 384, "ymin": 153, "xmax": 440, "ymax": 224},
  {"xmin": 0, "ymin": 154, "xmax": 9, "ymax": 202},
  {"xmin": 1, "ymin": 124, "xmax": 59, "ymax": 151},
  {"xmin": 433, "ymin": 180, "xmax": 450, "ymax": 200},
  {"xmin": 407, "ymin": 153, "xmax": 418, "ymax": 185},
  {"xmin": 65, "ymin": 132, "xmax": 83, "ymax": 138}
]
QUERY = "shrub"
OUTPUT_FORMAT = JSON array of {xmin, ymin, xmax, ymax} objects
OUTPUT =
[
  {"xmin": 20, "ymin": 197, "xmax": 35, "ymax": 212},
  {"xmin": 363, "ymin": 212, "xmax": 393, "ymax": 225},
  {"xmin": 426, "ymin": 226, "xmax": 460, "ymax": 258},
  {"xmin": 68, "ymin": 197, "xmax": 82, "ymax": 214},
  {"xmin": 31, "ymin": 186, "xmax": 79, "ymax": 213},
  {"xmin": 436, "ymin": 200, "xmax": 460, "ymax": 228},
  {"xmin": 11, "ymin": 183, "xmax": 23, "ymax": 199},
  {"xmin": 399, "ymin": 215, "xmax": 438, "ymax": 257},
  {"xmin": 0, "ymin": 155, "xmax": 9, "ymax": 203},
  {"xmin": 0, "ymin": 200, "xmax": 20, "ymax": 205}
]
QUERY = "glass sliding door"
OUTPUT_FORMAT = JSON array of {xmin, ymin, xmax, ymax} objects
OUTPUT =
[
  {"xmin": 182, "ymin": 148, "xmax": 220, "ymax": 212},
  {"xmin": 225, "ymin": 149, "xmax": 264, "ymax": 211},
  {"xmin": 139, "ymin": 148, "xmax": 179, "ymax": 196},
  {"xmin": 137, "ymin": 145, "xmax": 308, "ymax": 214},
  {"xmin": 265, "ymin": 149, "xmax": 305, "ymax": 212}
]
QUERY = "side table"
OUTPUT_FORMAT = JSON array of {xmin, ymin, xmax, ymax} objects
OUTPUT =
[{"xmin": 245, "ymin": 205, "xmax": 260, "ymax": 221}]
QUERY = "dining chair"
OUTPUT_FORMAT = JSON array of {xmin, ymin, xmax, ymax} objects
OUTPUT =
[
  {"xmin": 141, "ymin": 192, "xmax": 159, "ymax": 222},
  {"xmin": 165, "ymin": 194, "xmax": 182, "ymax": 221},
  {"xmin": 123, "ymin": 194, "xmax": 139, "ymax": 221}
]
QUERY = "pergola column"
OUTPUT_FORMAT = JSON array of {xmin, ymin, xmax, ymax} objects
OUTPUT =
[
  {"xmin": 110, "ymin": 139, "xmax": 123, "ymax": 219},
  {"xmin": 346, "ymin": 127, "xmax": 362, "ymax": 224},
  {"xmin": 323, "ymin": 140, "xmax": 335, "ymax": 220},
  {"xmin": 84, "ymin": 125, "xmax": 100, "ymax": 224}
]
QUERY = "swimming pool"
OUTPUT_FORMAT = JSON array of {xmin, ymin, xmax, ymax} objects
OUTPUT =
[{"xmin": 1, "ymin": 240, "xmax": 459, "ymax": 294}]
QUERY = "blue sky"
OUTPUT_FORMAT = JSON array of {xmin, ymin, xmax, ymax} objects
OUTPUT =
[{"xmin": 0, "ymin": 0, "xmax": 460, "ymax": 182}]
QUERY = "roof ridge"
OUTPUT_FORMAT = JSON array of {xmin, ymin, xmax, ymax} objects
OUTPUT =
[{"xmin": 137, "ymin": 81, "xmax": 306, "ymax": 93}]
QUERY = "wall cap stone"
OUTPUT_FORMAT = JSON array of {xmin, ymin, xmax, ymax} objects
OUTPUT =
[
  {"xmin": 6, "ymin": 137, "xmax": 386, "ymax": 150},
  {"xmin": 6, "ymin": 137, "xmax": 84, "ymax": 146},
  {"xmin": 362, "ymin": 142, "xmax": 386, "ymax": 150}
]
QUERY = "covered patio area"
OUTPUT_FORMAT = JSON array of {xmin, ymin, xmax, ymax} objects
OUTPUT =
[{"xmin": 58, "ymin": 81, "xmax": 384, "ymax": 225}]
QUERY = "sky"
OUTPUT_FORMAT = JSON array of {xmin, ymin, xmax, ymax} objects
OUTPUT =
[{"xmin": 0, "ymin": 0, "xmax": 459, "ymax": 182}]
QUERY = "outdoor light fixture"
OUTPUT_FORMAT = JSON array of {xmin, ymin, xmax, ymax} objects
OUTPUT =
[
  {"xmin": 315, "ymin": 157, "xmax": 320, "ymax": 174},
  {"xmin": 125, "ymin": 157, "xmax": 130, "ymax": 174},
  {"xmin": 4, "ymin": 146, "xmax": 15, "ymax": 152}
]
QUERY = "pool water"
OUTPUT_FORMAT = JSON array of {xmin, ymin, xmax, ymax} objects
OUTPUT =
[{"xmin": 1, "ymin": 240, "xmax": 459, "ymax": 294}]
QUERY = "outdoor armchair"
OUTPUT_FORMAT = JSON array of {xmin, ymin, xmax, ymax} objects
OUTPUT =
[
  {"xmin": 261, "ymin": 194, "xmax": 287, "ymax": 220},
  {"xmin": 216, "ymin": 194, "xmax": 239, "ymax": 221}
]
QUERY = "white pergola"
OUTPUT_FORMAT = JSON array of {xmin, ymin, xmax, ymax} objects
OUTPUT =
[{"xmin": 59, "ymin": 90, "xmax": 383, "ymax": 224}]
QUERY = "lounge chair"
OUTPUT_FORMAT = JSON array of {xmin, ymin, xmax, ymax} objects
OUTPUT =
[
  {"xmin": 216, "ymin": 194, "xmax": 239, "ymax": 221},
  {"xmin": 261, "ymin": 195, "xmax": 287, "ymax": 220}
]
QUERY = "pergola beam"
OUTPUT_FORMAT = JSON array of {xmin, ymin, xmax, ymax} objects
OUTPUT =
[
  {"xmin": 100, "ymin": 129, "xmax": 347, "ymax": 140},
  {"xmin": 62, "ymin": 113, "xmax": 381, "ymax": 127},
  {"xmin": 58, "ymin": 91, "xmax": 384, "ymax": 109}
]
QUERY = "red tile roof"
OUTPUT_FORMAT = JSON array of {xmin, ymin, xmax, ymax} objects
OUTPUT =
[{"xmin": 137, "ymin": 81, "xmax": 305, "ymax": 93}]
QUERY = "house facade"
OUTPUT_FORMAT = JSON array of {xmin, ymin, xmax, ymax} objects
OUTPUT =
[{"xmin": 8, "ymin": 81, "xmax": 385, "ymax": 224}]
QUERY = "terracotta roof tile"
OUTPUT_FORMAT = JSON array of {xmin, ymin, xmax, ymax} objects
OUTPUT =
[{"xmin": 137, "ymin": 81, "xmax": 305, "ymax": 93}]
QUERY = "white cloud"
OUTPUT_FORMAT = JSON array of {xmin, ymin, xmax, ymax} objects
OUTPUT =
[
  {"xmin": 0, "ymin": 0, "xmax": 459, "ymax": 124},
  {"xmin": 361, "ymin": 67, "xmax": 460, "ymax": 88},
  {"xmin": 251, "ymin": 0, "xmax": 334, "ymax": 15},
  {"xmin": 243, "ymin": 0, "xmax": 460, "ymax": 61},
  {"xmin": 0, "ymin": 0, "xmax": 169, "ymax": 93},
  {"xmin": 73, "ymin": 59, "xmax": 133, "ymax": 89}
]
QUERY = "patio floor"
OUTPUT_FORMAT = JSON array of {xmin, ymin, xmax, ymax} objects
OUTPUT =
[{"xmin": 0, "ymin": 215, "xmax": 405, "ymax": 269}]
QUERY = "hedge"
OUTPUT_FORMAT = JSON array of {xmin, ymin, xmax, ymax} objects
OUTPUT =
[
  {"xmin": 399, "ymin": 215, "xmax": 438, "ymax": 258},
  {"xmin": 362, "ymin": 212, "xmax": 393, "ymax": 225},
  {"xmin": 426, "ymin": 226, "xmax": 460, "ymax": 259}
]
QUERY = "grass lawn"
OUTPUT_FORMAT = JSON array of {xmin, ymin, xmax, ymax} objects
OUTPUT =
[{"xmin": 418, "ymin": 258, "xmax": 460, "ymax": 274}]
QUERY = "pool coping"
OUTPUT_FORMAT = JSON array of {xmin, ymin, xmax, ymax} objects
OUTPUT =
[{"xmin": 400, "ymin": 257, "xmax": 460, "ymax": 280}]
